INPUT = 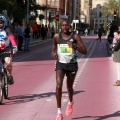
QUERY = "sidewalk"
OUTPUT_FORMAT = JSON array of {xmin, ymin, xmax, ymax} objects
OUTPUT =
[
  {"xmin": 29, "ymin": 37, "xmax": 51, "ymax": 45},
  {"xmin": 20, "ymin": 37, "xmax": 51, "ymax": 48},
  {"xmin": 28, "ymin": 33, "xmax": 97, "ymax": 45}
]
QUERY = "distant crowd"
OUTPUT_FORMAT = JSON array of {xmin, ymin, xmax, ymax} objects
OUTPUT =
[{"xmin": 9, "ymin": 22, "xmax": 55, "ymax": 52}]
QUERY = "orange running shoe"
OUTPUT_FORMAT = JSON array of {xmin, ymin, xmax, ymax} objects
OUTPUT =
[
  {"xmin": 56, "ymin": 113, "xmax": 63, "ymax": 120},
  {"xmin": 66, "ymin": 102, "xmax": 73, "ymax": 116}
]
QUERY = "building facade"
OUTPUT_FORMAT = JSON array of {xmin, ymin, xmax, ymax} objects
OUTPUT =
[
  {"xmin": 36, "ymin": 0, "xmax": 71, "ymax": 25},
  {"xmin": 36, "ymin": 0, "xmax": 81, "ymax": 26},
  {"xmin": 80, "ymin": 0, "xmax": 92, "ymax": 24},
  {"xmin": 91, "ymin": 0, "xmax": 107, "ymax": 30},
  {"xmin": 72, "ymin": 0, "xmax": 80, "ymax": 20}
]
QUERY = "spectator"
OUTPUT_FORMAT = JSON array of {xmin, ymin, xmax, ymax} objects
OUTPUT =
[
  {"xmin": 112, "ymin": 31, "xmax": 120, "ymax": 86},
  {"xmin": 37, "ymin": 24, "xmax": 41, "ymax": 38},
  {"xmin": 24, "ymin": 24, "xmax": 31, "ymax": 51},
  {"xmin": 84, "ymin": 28, "xmax": 88, "ymax": 36},
  {"xmin": 118, "ymin": 25, "xmax": 120, "ymax": 32},
  {"xmin": 41, "ymin": 24, "xmax": 45, "ymax": 40},
  {"xmin": 32, "ymin": 22, "xmax": 38, "ymax": 39},
  {"xmin": 108, "ymin": 20, "xmax": 118, "ymax": 43},
  {"xmin": 50, "ymin": 25, "xmax": 55, "ymax": 38},
  {"xmin": 44, "ymin": 25, "xmax": 48, "ymax": 39},
  {"xmin": 96, "ymin": 28, "xmax": 103, "ymax": 41},
  {"xmin": 17, "ymin": 23, "xmax": 24, "ymax": 51}
]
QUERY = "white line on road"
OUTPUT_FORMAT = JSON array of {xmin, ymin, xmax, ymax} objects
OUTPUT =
[{"xmin": 13, "ymin": 46, "xmax": 51, "ymax": 62}]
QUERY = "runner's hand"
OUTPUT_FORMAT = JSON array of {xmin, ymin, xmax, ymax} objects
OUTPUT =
[
  {"xmin": 67, "ymin": 42, "xmax": 77, "ymax": 49},
  {"xmin": 51, "ymin": 52, "xmax": 57, "ymax": 59},
  {"xmin": 67, "ymin": 42, "xmax": 73, "ymax": 48},
  {"xmin": 13, "ymin": 50, "xmax": 17, "ymax": 54}
]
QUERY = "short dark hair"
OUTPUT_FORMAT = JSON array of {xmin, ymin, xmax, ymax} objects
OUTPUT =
[
  {"xmin": 61, "ymin": 19, "xmax": 69, "ymax": 23},
  {"xmin": 114, "ymin": 30, "xmax": 120, "ymax": 34},
  {"xmin": 60, "ymin": 19, "xmax": 70, "ymax": 26}
]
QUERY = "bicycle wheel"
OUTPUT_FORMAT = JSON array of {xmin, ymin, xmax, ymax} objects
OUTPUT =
[
  {"xmin": 3, "ymin": 70, "xmax": 8, "ymax": 99},
  {"xmin": 0, "ymin": 75, "xmax": 3, "ymax": 104}
]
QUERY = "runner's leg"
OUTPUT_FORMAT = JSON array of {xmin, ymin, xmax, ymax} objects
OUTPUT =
[
  {"xmin": 66, "ymin": 74, "xmax": 76, "ymax": 102},
  {"xmin": 56, "ymin": 70, "xmax": 65, "ymax": 108}
]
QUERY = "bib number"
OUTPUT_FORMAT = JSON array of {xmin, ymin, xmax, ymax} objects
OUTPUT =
[{"xmin": 59, "ymin": 44, "xmax": 72, "ymax": 54}]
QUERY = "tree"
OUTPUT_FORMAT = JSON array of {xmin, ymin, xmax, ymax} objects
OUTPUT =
[
  {"xmin": 101, "ymin": 0, "xmax": 118, "ymax": 16},
  {"xmin": 0, "ymin": 0, "xmax": 48, "ymax": 24}
]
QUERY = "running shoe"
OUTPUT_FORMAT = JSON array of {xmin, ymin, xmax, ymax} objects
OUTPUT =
[
  {"xmin": 7, "ymin": 75, "xmax": 14, "ymax": 85},
  {"xmin": 113, "ymin": 80, "xmax": 120, "ymax": 86},
  {"xmin": 66, "ymin": 102, "xmax": 74, "ymax": 116},
  {"xmin": 56, "ymin": 113, "xmax": 63, "ymax": 120}
]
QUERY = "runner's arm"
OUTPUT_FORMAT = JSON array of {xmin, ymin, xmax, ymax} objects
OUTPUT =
[
  {"xmin": 51, "ymin": 34, "xmax": 58, "ymax": 59},
  {"xmin": 74, "ymin": 34, "xmax": 87, "ymax": 55}
]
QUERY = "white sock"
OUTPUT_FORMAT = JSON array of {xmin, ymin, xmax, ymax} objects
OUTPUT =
[
  {"xmin": 68, "ymin": 101, "xmax": 73, "ymax": 104},
  {"xmin": 57, "ymin": 108, "xmax": 62, "ymax": 114},
  {"xmin": 8, "ymin": 74, "xmax": 11, "ymax": 76}
]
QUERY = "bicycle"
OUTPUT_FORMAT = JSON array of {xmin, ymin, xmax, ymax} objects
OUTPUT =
[{"xmin": 0, "ymin": 51, "xmax": 8, "ymax": 104}]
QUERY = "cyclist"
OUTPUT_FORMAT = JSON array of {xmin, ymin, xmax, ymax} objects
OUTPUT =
[
  {"xmin": 0, "ymin": 14, "xmax": 17, "ymax": 85},
  {"xmin": 51, "ymin": 19, "xmax": 87, "ymax": 120}
]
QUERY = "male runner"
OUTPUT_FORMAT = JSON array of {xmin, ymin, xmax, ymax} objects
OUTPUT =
[
  {"xmin": 51, "ymin": 19, "xmax": 87, "ymax": 120},
  {"xmin": 0, "ymin": 14, "xmax": 17, "ymax": 85}
]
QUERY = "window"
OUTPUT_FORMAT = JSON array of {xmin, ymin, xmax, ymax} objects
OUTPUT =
[
  {"xmin": 99, "ymin": 12, "xmax": 102, "ymax": 17},
  {"xmin": 48, "ymin": 0, "xmax": 50, "ymax": 5},
  {"xmin": 55, "ymin": 0, "xmax": 58, "ymax": 6},
  {"xmin": 51, "ymin": 0, "xmax": 55, "ymax": 6},
  {"xmin": 50, "ymin": 10, "xmax": 55, "ymax": 16}
]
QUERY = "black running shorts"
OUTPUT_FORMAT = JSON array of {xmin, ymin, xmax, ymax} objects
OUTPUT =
[
  {"xmin": 0, "ymin": 48, "xmax": 11, "ymax": 60},
  {"xmin": 55, "ymin": 61, "xmax": 78, "ymax": 76}
]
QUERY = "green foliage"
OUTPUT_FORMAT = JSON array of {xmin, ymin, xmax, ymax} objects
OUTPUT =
[
  {"xmin": 101, "ymin": 0, "xmax": 119, "ymax": 16},
  {"xmin": 103, "ymin": 20, "xmax": 107, "ymax": 30},
  {"xmin": 0, "ymin": 0, "xmax": 48, "ymax": 23}
]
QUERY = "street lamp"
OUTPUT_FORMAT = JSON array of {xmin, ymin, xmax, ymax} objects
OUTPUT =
[
  {"xmin": 65, "ymin": 0, "xmax": 67, "ymax": 16},
  {"xmin": 94, "ymin": 19, "xmax": 96, "ymax": 30},
  {"xmin": 56, "ymin": 0, "xmax": 59, "ymax": 33},
  {"xmin": 26, "ymin": 0, "xmax": 29, "ymax": 25},
  {"xmin": 71, "ymin": 0, "xmax": 74, "ymax": 22},
  {"xmin": 46, "ymin": 0, "xmax": 48, "ymax": 25}
]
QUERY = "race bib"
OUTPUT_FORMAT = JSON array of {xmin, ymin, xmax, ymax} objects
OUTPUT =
[{"xmin": 59, "ymin": 44, "xmax": 72, "ymax": 55}]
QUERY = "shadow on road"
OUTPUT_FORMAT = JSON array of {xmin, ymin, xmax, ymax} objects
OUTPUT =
[
  {"xmin": 72, "ymin": 111, "xmax": 120, "ymax": 120},
  {"xmin": 3, "ymin": 90, "xmax": 84, "ymax": 105}
]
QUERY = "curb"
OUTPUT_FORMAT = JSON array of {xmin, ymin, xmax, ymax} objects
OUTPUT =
[{"xmin": 22, "ymin": 38, "xmax": 51, "ymax": 46}]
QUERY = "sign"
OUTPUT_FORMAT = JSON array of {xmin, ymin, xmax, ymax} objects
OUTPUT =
[
  {"xmin": 108, "ymin": 16, "xmax": 113, "ymax": 21},
  {"xmin": 59, "ymin": 15, "xmax": 68, "ymax": 19},
  {"xmin": 55, "ymin": 11, "xmax": 59, "ymax": 21},
  {"xmin": 80, "ymin": 15, "xmax": 85, "ymax": 23},
  {"xmin": 72, "ymin": 20, "xmax": 79, "ymax": 23}
]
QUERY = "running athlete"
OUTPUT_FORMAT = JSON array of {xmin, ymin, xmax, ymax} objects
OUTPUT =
[
  {"xmin": 0, "ymin": 14, "xmax": 17, "ymax": 85},
  {"xmin": 51, "ymin": 19, "xmax": 87, "ymax": 120}
]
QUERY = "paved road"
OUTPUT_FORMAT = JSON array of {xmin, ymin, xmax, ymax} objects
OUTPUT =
[{"xmin": 0, "ymin": 35, "xmax": 119, "ymax": 120}]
